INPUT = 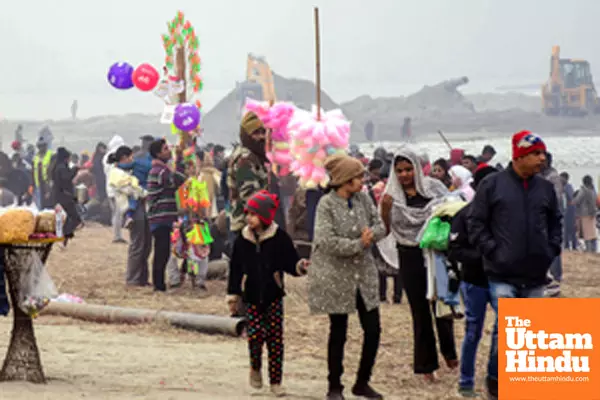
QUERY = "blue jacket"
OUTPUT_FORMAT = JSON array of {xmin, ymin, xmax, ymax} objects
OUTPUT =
[
  {"xmin": 120, "ymin": 152, "xmax": 152, "ymax": 189},
  {"xmin": 467, "ymin": 164, "xmax": 562, "ymax": 288}
]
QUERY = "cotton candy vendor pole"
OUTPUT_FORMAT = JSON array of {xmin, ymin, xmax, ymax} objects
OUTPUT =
[
  {"xmin": 244, "ymin": 98, "xmax": 295, "ymax": 176},
  {"xmin": 288, "ymin": 6, "xmax": 351, "ymax": 189},
  {"xmin": 289, "ymin": 106, "xmax": 350, "ymax": 189},
  {"xmin": 314, "ymin": 7, "xmax": 321, "ymax": 120}
]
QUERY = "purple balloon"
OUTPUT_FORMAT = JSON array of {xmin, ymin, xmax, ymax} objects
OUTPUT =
[
  {"xmin": 173, "ymin": 103, "xmax": 201, "ymax": 131},
  {"xmin": 107, "ymin": 62, "xmax": 134, "ymax": 90}
]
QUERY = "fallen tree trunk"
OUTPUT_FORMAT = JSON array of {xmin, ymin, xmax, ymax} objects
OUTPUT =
[{"xmin": 42, "ymin": 302, "xmax": 245, "ymax": 337}]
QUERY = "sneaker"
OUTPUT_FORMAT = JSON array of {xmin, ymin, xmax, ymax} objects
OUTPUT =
[
  {"xmin": 249, "ymin": 368, "xmax": 262, "ymax": 389},
  {"xmin": 458, "ymin": 387, "xmax": 480, "ymax": 398},
  {"xmin": 326, "ymin": 387, "xmax": 345, "ymax": 400},
  {"xmin": 545, "ymin": 281, "xmax": 561, "ymax": 297},
  {"xmin": 271, "ymin": 384, "xmax": 286, "ymax": 397},
  {"xmin": 112, "ymin": 238, "xmax": 127, "ymax": 244},
  {"xmin": 351, "ymin": 382, "xmax": 383, "ymax": 399}
]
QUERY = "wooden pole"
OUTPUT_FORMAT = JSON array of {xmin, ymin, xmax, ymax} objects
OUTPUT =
[
  {"xmin": 314, "ymin": 7, "xmax": 321, "ymax": 121},
  {"xmin": 175, "ymin": 47, "xmax": 191, "ymax": 146},
  {"xmin": 437, "ymin": 130, "xmax": 453, "ymax": 150}
]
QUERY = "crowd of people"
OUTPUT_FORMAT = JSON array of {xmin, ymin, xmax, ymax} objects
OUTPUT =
[{"xmin": 0, "ymin": 117, "xmax": 598, "ymax": 399}]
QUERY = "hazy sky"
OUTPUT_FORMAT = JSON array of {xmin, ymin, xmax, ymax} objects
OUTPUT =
[{"xmin": 1, "ymin": 0, "xmax": 599, "ymax": 120}]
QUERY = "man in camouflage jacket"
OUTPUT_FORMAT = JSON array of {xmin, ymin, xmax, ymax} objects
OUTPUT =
[{"xmin": 227, "ymin": 111, "xmax": 269, "ymax": 235}]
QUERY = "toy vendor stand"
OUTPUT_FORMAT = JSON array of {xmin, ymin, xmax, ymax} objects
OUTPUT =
[{"xmin": 0, "ymin": 237, "xmax": 63, "ymax": 383}]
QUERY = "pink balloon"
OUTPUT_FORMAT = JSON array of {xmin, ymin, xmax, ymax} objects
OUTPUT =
[{"xmin": 132, "ymin": 63, "xmax": 160, "ymax": 91}]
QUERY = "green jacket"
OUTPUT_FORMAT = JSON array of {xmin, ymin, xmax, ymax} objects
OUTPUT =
[{"xmin": 226, "ymin": 146, "xmax": 268, "ymax": 232}]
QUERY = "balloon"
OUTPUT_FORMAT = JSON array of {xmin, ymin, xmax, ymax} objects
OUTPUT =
[
  {"xmin": 173, "ymin": 103, "xmax": 201, "ymax": 131},
  {"xmin": 132, "ymin": 63, "xmax": 160, "ymax": 92},
  {"xmin": 107, "ymin": 62, "xmax": 134, "ymax": 90}
]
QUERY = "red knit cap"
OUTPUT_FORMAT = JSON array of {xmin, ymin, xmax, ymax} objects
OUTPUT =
[
  {"xmin": 512, "ymin": 130, "xmax": 546, "ymax": 160},
  {"xmin": 475, "ymin": 162, "xmax": 490, "ymax": 172},
  {"xmin": 245, "ymin": 190, "xmax": 279, "ymax": 226}
]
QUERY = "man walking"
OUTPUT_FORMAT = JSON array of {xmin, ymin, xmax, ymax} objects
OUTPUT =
[{"xmin": 467, "ymin": 131, "xmax": 562, "ymax": 400}]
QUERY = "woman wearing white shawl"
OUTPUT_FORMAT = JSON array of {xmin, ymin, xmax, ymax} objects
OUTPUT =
[
  {"xmin": 380, "ymin": 146, "xmax": 458, "ymax": 382},
  {"xmin": 449, "ymin": 165, "xmax": 475, "ymax": 202}
]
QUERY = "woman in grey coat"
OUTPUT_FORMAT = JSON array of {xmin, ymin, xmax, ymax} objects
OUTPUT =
[
  {"xmin": 308, "ymin": 154, "xmax": 386, "ymax": 400},
  {"xmin": 574, "ymin": 175, "xmax": 598, "ymax": 252}
]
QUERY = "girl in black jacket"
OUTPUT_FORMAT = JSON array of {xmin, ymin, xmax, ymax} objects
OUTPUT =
[{"xmin": 227, "ymin": 190, "xmax": 308, "ymax": 397}]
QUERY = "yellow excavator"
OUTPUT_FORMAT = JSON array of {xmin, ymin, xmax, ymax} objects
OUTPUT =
[
  {"xmin": 541, "ymin": 46, "xmax": 600, "ymax": 116},
  {"xmin": 236, "ymin": 53, "xmax": 277, "ymax": 118}
]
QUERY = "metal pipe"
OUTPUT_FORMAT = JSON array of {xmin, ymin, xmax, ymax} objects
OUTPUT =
[{"xmin": 42, "ymin": 302, "xmax": 246, "ymax": 337}]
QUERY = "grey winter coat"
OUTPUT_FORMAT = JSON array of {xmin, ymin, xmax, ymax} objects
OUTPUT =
[
  {"xmin": 574, "ymin": 186, "xmax": 597, "ymax": 217},
  {"xmin": 308, "ymin": 191, "xmax": 386, "ymax": 315}
]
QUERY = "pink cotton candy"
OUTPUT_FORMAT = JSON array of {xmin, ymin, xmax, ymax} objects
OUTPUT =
[
  {"xmin": 289, "ymin": 106, "xmax": 351, "ymax": 188},
  {"xmin": 244, "ymin": 99, "xmax": 296, "ymax": 177}
]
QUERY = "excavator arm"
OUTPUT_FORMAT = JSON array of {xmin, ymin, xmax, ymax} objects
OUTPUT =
[{"xmin": 246, "ymin": 53, "xmax": 277, "ymax": 103}]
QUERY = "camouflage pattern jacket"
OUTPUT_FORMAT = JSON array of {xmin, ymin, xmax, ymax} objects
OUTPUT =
[{"xmin": 227, "ymin": 146, "xmax": 268, "ymax": 232}]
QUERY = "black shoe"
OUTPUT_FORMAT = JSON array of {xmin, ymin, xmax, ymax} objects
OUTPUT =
[
  {"xmin": 393, "ymin": 297, "xmax": 402, "ymax": 304},
  {"xmin": 326, "ymin": 387, "xmax": 345, "ymax": 400},
  {"xmin": 351, "ymin": 382, "xmax": 383, "ymax": 399},
  {"xmin": 486, "ymin": 377, "xmax": 498, "ymax": 400}
]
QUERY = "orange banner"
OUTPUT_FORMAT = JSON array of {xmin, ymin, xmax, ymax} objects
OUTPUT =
[{"xmin": 499, "ymin": 298, "xmax": 600, "ymax": 399}]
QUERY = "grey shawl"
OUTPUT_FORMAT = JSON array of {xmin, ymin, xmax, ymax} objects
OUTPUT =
[{"xmin": 383, "ymin": 146, "xmax": 449, "ymax": 246}]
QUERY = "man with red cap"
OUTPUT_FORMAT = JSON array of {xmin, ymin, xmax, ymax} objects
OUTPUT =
[{"xmin": 467, "ymin": 130, "xmax": 562, "ymax": 400}]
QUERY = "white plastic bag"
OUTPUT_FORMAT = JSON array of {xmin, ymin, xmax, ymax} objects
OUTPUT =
[{"xmin": 18, "ymin": 252, "xmax": 58, "ymax": 317}]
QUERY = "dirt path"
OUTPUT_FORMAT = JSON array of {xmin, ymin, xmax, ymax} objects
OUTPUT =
[{"xmin": 0, "ymin": 318, "xmax": 329, "ymax": 400}]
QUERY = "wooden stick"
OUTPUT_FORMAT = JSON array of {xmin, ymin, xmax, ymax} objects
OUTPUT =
[
  {"xmin": 437, "ymin": 130, "xmax": 453, "ymax": 150},
  {"xmin": 175, "ymin": 46, "xmax": 191, "ymax": 146},
  {"xmin": 314, "ymin": 7, "xmax": 321, "ymax": 121}
]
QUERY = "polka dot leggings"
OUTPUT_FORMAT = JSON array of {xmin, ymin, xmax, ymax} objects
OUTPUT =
[{"xmin": 247, "ymin": 298, "xmax": 284, "ymax": 385}]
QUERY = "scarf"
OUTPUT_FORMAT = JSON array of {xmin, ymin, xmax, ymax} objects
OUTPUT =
[{"xmin": 383, "ymin": 146, "xmax": 449, "ymax": 246}]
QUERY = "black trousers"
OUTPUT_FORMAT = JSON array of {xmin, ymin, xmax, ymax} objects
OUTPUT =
[
  {"xmin": 379, "ymin": 272, "xmax": 403, "ymax": 302},
  {"xmin": 152, "ymin": 225, "xmax": 172, "ymax": 291},
  {"xmin": 328, "ymin": 291, "xmax": 381, "ymax": 390},
  {"xmin": 398, "ymin": 245, "xmax": 457, "ymax": 374}
]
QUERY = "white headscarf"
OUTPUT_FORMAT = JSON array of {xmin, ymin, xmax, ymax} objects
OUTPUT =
[
  {"xmin": 449, "ymin": 165, "xmax": 475, "ymax": 202},
  {"xmin": 383, "ymin": 146, "xmax": 448, "ymax": 246}
]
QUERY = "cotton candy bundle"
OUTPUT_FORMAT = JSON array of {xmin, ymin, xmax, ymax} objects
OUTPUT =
[
  {"xmin": 289, "ymin": 106, "xmax": 351, "ymax": 188},
  {"xmin": 244, "ymin": 98, "xmax": 295, "ymax": 176}
]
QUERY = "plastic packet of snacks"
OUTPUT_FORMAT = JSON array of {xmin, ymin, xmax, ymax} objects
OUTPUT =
[
  {"xmin": 0, "ymin": 207, "xmax": 36, "ymax": 242},
  {"xmin": 35, "ymin": 209, "xmax": 57, "ymax": 233}
]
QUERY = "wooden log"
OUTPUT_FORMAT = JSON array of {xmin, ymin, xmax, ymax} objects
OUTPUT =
[
  {"xmin": 42, "ymin": 302, "xmax": 246, "ymax": 337},
  {"xmin": 0, "ymin": 245, "xmax": 52, "ymax": 384}
]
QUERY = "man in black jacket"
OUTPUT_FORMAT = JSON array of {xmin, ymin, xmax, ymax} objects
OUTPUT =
[
  {"xmin": 467, "ymin": 130, "xmax": 562, "ymax": 400},
  {"xmin": 448, "ymin": 164, "xmax": 498, "ymax": 398}
]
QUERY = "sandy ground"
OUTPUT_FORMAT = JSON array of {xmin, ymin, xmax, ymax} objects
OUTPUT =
[{"xmin": 1, "ymin": 224, "xmax": 598, "ymax": 399}]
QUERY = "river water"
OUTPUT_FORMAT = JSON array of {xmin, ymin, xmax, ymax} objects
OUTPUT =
[{"xmin": 359, "ymin": 136, "xmax": 600, "ymax": 188}]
